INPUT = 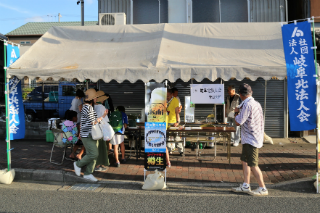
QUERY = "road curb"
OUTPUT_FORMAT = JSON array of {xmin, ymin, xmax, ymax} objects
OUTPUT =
[{"xmin": 13, "ymin": 168, "xmax": 315, "ymax": 190}]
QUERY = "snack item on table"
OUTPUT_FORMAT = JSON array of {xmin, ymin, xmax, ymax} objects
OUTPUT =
[{"xmin": 200, "ymin": 124, "xmax": 215, "ymax": 127}]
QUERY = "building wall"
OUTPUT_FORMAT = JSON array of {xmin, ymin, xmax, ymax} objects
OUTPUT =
[
  {"xmin": 6, "ymin": 36, "xmax": 41, "ymax": 45},
  {"xmin": 221, "ymin": 0, "xmax": 248, "ymax": 22},
  {"xmin": 133, "ymin": 0, "xmax": 168, "ymax": 24},
  {"xmin": 99, "ymin": 0, "xmax": 313, "ymax": 24},
  {"xmin": 288, "ymin": 0, "xmax": 310, "ymax": 22},
  {"xmin": 311, "ymin": 0, "xmax": 320, "ymax": 22}
]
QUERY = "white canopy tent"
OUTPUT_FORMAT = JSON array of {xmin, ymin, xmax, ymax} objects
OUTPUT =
[{"xmin": 7, "ymin": 22, "xmax": 286, "ymax": 82}]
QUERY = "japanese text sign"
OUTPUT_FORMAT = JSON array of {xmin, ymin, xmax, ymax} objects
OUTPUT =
[
  {"xmin": 145, "ymin": 122, "xmax": 166, "ymax": 153},
  {"xmin": 144, "ymin": 152, "xmax": 166, "ymax": 171},
  {"xmin": 190, "ymin": 84, "xmax": 224, "ymax": 104},
  {"xmin": 282, "ymin": 21, "xmax": 317, "ymax": 131}
]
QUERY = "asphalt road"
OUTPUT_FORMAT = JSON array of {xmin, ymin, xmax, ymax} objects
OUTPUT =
[{"xmin": 0, "ymin": 181, "xmax": 319, "ymax": 213}]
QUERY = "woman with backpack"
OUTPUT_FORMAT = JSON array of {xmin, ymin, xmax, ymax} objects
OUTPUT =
[
  {"xmin": 73, "ymin": 89, "xmax": 108, "ymax": 182},
  {"xmin": 110, "ymin": 106, "xmax": 128, "ymax": 167}
]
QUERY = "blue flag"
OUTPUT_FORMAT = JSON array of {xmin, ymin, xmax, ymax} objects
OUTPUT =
[
  {"xmin": 282, "ymin": 21, "xmax": 317, "ymax": 131},
  {"xmin": 7, "ymin": 44, "xmax": 25, "ymax": 139}
]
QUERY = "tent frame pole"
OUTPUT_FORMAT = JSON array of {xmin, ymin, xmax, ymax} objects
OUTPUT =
[
  {"xmin": 312, "ymin": 17, "xmax": 319, "ymax": 194},
  {"xmin": 264, "ymin": 80, "xmax": 267, "ymax": 121},
  {"xmin": 3, "ymin": 41, "xmax": 11, "ymax": 172}
]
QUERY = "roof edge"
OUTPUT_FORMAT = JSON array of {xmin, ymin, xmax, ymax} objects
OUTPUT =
[{"xmin": 6, "ymin": 34, "xmax": 43, "ymax": 37}]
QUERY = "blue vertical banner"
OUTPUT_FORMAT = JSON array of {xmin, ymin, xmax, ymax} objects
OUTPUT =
[
  {"xmin": 282, "ymin": 21, "xmax": 317, "ymax": 131},
  {"xmin": 7, "ymin": 44, "xmax": 25, "ymax": 139}
]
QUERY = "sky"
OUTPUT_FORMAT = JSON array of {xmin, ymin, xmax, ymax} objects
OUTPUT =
[{"xmin": 0, "ymin": 0, "xmax": 98, "ymax": 35}]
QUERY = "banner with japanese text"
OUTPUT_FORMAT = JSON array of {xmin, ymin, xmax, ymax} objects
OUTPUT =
[
  {"xmin": 282, "ymin": 21, "xmax": 317, "ymax": 131},
  {"xmin": 144, "ymin": 152, "xmax": 166, "ymax": 171},
  {"xmin": 7, "ymin": 44, "xmax": 25, "ymax": 139}
]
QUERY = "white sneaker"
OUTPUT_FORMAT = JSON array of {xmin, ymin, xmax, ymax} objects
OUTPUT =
[
  {"xmin": 248, "ymin": 188, "xmax": 268, "ymax": 196},
  {"xmin": 74, "ymin": 162, "xmax": 81, "ymax": 176},
  {"xmin": 231, "ymin": 184, "xmax": 251, "ymax": 193},
  {"xmin": 83, "ymin": 174, "xmax": 98, "ymax": 182},
  {"xmin": 233, "ymin": 142, "xmax": 239, "ymax": 147}
]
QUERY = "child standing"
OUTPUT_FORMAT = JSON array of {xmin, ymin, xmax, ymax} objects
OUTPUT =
[{"xmin": 110, "ymin": 106, "xmax": 128, "ymax": 167}]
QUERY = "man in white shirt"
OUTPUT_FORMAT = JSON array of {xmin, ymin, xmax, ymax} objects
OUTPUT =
[
  {"xmin": 225, "ymin": 85, "xmax": 241, "ymax": 147},
  {"xmin": 231, "ymin": 83, "xmax": 268, "ymax": 196}
]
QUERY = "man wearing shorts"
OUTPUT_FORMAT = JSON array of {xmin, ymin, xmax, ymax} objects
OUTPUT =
[{"xmin": 231, "ymin": 83, "xmax": 268, "ymax": 196}]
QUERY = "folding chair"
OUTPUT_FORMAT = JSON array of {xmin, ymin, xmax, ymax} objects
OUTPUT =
[{"xmin": 49, "ymin": 129, "xmax": 75, "ymax": 165}]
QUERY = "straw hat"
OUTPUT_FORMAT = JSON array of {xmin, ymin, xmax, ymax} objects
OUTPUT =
[
  {"xmin": 85, "ymin": 88, "xmax": 99, "ymax": 101},
  {"xmin": 96, "ymin": 90, "xmax": 105, "ymax": 98},
  {"xmin": 97, "ymin": 95, "xmax": 108, "ymax": 103}
]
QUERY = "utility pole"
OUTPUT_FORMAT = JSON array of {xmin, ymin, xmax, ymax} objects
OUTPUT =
[
  {"xmin": 77, "ymin": 0, "xmax": 84, "ymax": 26},
  {"xmin": 58, "ymin": 13, "xmax": 61, "ymax": 22}
]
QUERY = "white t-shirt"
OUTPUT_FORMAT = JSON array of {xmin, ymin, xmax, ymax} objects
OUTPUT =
[
  {"xmin": 94, "ymin": 104, "xmax": 109, "ymax": 122},
  {"xmin": 70, "ymin": 98, "xmax": 82, "ymax": 122}
]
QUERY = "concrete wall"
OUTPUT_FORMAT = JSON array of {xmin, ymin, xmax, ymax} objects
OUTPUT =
[{"xmin": 0, "ymin": 122, "xmax": 47, "ymax": 139}]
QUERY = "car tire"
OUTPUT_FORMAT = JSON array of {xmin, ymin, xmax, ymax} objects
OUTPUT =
[{"xmin": 25, "ymin": 112, "xmax": 35, "ymax": 122}]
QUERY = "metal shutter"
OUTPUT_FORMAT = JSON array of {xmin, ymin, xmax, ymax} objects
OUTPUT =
[{"xmin": 171, "ymin": 78, "xmax": 285, "ymax": 138}]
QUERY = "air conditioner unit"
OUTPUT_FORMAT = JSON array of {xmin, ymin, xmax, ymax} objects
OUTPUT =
[{"xmin": 99, "ymin": 13, "xmax": 126, "ymax": 26}]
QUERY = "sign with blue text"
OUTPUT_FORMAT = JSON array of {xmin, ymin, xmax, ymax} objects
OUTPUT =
[
  {"xmin": 145, "ymin": 122, "xmax": 166, "ymax": 153},
  {"xmin": 282, "ymin": 21, "xmax": 317, "ymax": 131}
]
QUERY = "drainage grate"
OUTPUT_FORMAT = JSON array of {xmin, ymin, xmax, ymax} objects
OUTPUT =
[{"xmin": 70, "ymin": 183, "xmax": 101, "ymax": 191}]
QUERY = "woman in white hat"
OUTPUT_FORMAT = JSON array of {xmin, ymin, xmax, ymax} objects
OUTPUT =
[
  {"xmin": 94, "ymin": 93, "xmax": 110, "ymax": 171},
  {"xmin": 73, "ymin": 88, "xmax": 108, "ymax": 182}
]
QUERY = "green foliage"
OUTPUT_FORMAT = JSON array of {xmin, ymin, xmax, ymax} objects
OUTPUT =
[{"xmin": 22, "ymin": 87, "xmax": 34, "ymax": 100}]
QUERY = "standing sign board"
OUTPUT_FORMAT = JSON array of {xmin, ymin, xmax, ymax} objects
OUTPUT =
[
  {"xmin": 281, "ymin": 21, "xmax": 317, "ymax": 131},
  {"xmin": 144, "ymin": 122, "xmax": 166, "ymax": 170},
  {"xmin": 6, "ymin": 44, "xmax": 25, "ymax": 140},
  {"xmin": 190, "ymin": 84, "xmax": 224, "ymax": 104},
  {"xmin": 145, "ymin": 82, "xmax": 167, "ymax": 171}
]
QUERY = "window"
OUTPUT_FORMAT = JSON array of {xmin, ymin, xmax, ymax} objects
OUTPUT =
[
  {"xmin": 20, "ymin": 41, "xmax": 31, "ymax": 45},
  {"xmin": 62, "ymin": 85, "xmax": 76, "ymax": 96}
]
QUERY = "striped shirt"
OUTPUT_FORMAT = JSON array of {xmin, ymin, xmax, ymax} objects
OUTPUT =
[
  {"xmin": 80, "ymin": 104, "xmax": 97, "ymax": 138},
  {"xmin": 235, "ymin": 97, "xmax": 264, "ymax": 148}
]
